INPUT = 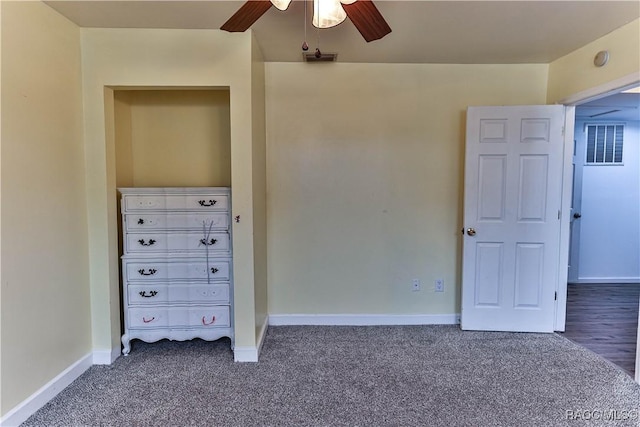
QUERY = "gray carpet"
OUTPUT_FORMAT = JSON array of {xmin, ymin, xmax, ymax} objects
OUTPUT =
[{"xmin": 23, "ymin": 326, "xmax": 640, "ymax": 426}]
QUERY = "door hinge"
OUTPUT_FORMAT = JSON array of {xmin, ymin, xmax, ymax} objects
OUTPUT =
[
  {"xmin": 554, "ymin": 291, "xmax": 557, "ymax": 301},
  {"xmin": 558, "ymin": 210, "xmax": 561, "ymax": 220}
]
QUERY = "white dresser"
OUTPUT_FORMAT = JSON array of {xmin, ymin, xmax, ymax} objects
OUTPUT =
[{"xmin": 119, "ymin": 187, "xmax": 233, "ymax": 355}]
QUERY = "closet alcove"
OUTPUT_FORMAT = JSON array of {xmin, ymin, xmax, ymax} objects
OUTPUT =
[
  {"xmin": 113, "ymin": 88, "xmax": 236, "ymax": 355},
  {"xmin": 113, "ymin": 89, "xmax": 231, "ymax": 190}
]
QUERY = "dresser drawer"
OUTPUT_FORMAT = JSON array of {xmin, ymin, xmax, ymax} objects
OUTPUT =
[
  {"xmin": 125, "ymin": 231, "xmax": 230, "ymax": 254},
  {"xmin": 125, "ymin": 259, "xmax": 230, "ymax": 282},
  {"xmin": 124, "ymin": 213, "xmax": 229, "ymax": 232},
  {"xmin": 123, "ymin": 194, "xmax": 229, "ymax": 212},
  {"xmin": 128, "ymin": 283, "xmax": 230, "ymax": 305},
  {"xmin": 128, "ymin": 306, "xmax": 230, "ymax": 329}
]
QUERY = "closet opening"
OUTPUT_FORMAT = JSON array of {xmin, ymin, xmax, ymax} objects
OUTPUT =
[{"xmin": 112, "ymin": 88, "xmax": 232, "ymax": 341}]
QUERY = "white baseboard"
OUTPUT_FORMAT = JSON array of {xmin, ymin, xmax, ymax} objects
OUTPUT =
[
  {"xmin": 571, "ymin": 277, "xmax": 640, "ymax": 284},
  {"xmin": 233, "ymin": 346, "xmax": 259, "ymax": 362},
  {"xmin": 233, "ymin": 318, "xmax": 269, "ymax": 363},
  {"xmin": 92, "ymin": 347, "xmax": 121, "ymax": 365},
  {"xmin": 256, "ymin": 317, "xmax": 268, "ymax": 354},
  {"xmin": 268, "ymin": 313, "xmax": 460, "ymax": 326},
  {"xmin": 0, "ymin": 353, "xmax": 92, "ymax": 427}
]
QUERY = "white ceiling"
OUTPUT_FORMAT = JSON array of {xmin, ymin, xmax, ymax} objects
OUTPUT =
[{"xmin": 45, "ymin": 0, "xmax": 640, "ymax": 64}]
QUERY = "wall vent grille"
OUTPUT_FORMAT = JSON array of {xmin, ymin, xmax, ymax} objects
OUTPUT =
[{"xmin": 586, "ymin": 124, "xmax": 624, "ymax": 164}]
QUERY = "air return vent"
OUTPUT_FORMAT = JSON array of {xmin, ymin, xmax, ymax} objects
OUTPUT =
[{"xmin": 303, "ymin": 52, "xmax": 338, "ymax": 62}]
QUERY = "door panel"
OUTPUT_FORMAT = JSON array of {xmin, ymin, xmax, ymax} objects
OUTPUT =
[
  {"xmin": 474, "ymin": 243, "xmax": 503, "ymax": 306},
  {"xmin": 478, "ymin": 156, "xmax": 507, "ymax": 221},
  {"xmin": 462, "ymin": 105, "xmax": 565, "ymax": 332},
  {"xmin": 514, "ymin": 243, "xmax": 544, "ymax": 308},
  {"xmin": 517, "ymin": 155, "xmax": 548, "ymax": 221}
]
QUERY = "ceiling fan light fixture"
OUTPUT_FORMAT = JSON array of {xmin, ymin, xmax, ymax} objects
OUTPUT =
[
  {"xmin": 220, "ymin": 0, "xmax": 391, "ymax": 43},
  {"xmin": 312, "ymin": 0, "xmax": 347, "ymax": 29},
  {"xmin": 270, "ymin": 0, "xmax": 292, "ymax": 11}
]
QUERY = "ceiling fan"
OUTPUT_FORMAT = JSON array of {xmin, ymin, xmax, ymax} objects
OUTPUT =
[{"xmin": 220, "ymin": 0, "xmax": 392, "ymax": 43}]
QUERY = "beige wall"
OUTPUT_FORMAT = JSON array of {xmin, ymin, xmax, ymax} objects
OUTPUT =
[
  {"xmin": 81, "ymin": 28, "xmax": 266, "ymax": 352},
  {"xmin": 251, "ymin": 34, "xmax": 269, "ymax": 340},
  {"xmin": 114, "ymin": 92, "xmax": 134, "ymax": 188},
  {"xmin": 1, "ymin": 1, "xmax": 89, "ymax": 416},
  {"xmin": 547, "ymin": 18, "xmax": 640, "ymax": 103},
  {"xmin": 114, "ymin": 90, "xmax": 231, "ymax": 188},
  {"xmin": 265, "ymin": 63, "xmax": 549, "ymax": 317}
]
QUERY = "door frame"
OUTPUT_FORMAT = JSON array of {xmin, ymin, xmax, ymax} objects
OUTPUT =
[
  {"xmin": 555, "ymin": 72, "xmax": 640, "ymax": 383},
  {"xmin": 555, "ymin": 106, "xmax": 575, "ymax": 332},
  {"xmin": 567, "ymin": 133, "xmax": 585, "ymax": 284}
]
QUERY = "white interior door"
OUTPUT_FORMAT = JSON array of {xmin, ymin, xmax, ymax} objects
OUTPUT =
[{"xmin": 461, "ymin": 105, "xmax": 566, "ymax": 332}]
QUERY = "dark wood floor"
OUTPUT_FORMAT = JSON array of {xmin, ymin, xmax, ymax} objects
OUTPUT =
[{"xmin": 560, "ymin": 283, "xmax": 639, "ymax": 377}]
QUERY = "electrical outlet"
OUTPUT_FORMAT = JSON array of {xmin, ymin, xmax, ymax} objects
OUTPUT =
[
  {"xmin": 412, "ymin": 279, "xmax": 420, "ymax": 292},
  {"xmin": 435, "ymin": 279, "xmax": 444, "ymax": 292}
]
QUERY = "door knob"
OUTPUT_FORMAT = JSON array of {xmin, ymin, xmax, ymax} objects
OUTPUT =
[
  {"xmin": 573, "ymin": 213, "xmax": 582, "ymax": 219},
  {"xmin": 466, "ymin": 228, "xmax": 476, "ymax": 236}
]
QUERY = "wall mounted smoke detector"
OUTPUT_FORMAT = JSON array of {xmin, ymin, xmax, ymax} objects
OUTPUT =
[{"xmin": 594, "ymin": 50, "xmax": 609, "ymax": 67}]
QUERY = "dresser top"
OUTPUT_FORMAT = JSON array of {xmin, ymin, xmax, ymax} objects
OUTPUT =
[{"xmin": 118, "ymin": 187, "xmax": 230, "ymax": 195}]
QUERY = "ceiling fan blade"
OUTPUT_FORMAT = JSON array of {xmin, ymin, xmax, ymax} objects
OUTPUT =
[
  {"xmin": 342, "ymin": 0, "xmax": 391, "ymax": 42},
  {"xmin": 221, "ymin": 0, "xmax": 273, "ymax": 32}
]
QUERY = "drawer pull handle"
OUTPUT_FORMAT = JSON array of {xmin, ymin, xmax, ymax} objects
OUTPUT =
[
  {"xmin": 202, "ymin": 316, "xmax": 216, "ymax": 326},
  {"xmin": 138, "ymin": 268, "xmax": 157, "ymax": 276},
  {"xmin": 210, "ymin": 267, "xmax": 219, "ymax": 274},
  {"xmin": 198, "ymin": 199, "xmax": 218, "ymax": 207},
  {"xmin": 200, "ymin": 238, "xmax": 218, "ymax": 246},
  {"xmin": 138, "ymin": 239, "xmax": 156, "ymax": 246},
  {"xmin": 139, "ymin": 290, "xmax": 158, "ymax": 298},
  {"xmin": 137, "ymin": 218, "xmax": 145, "ymax": 225},
  {"xmin": 142, "ymin": 316, "xmax": 155, "ymax": 323}
]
